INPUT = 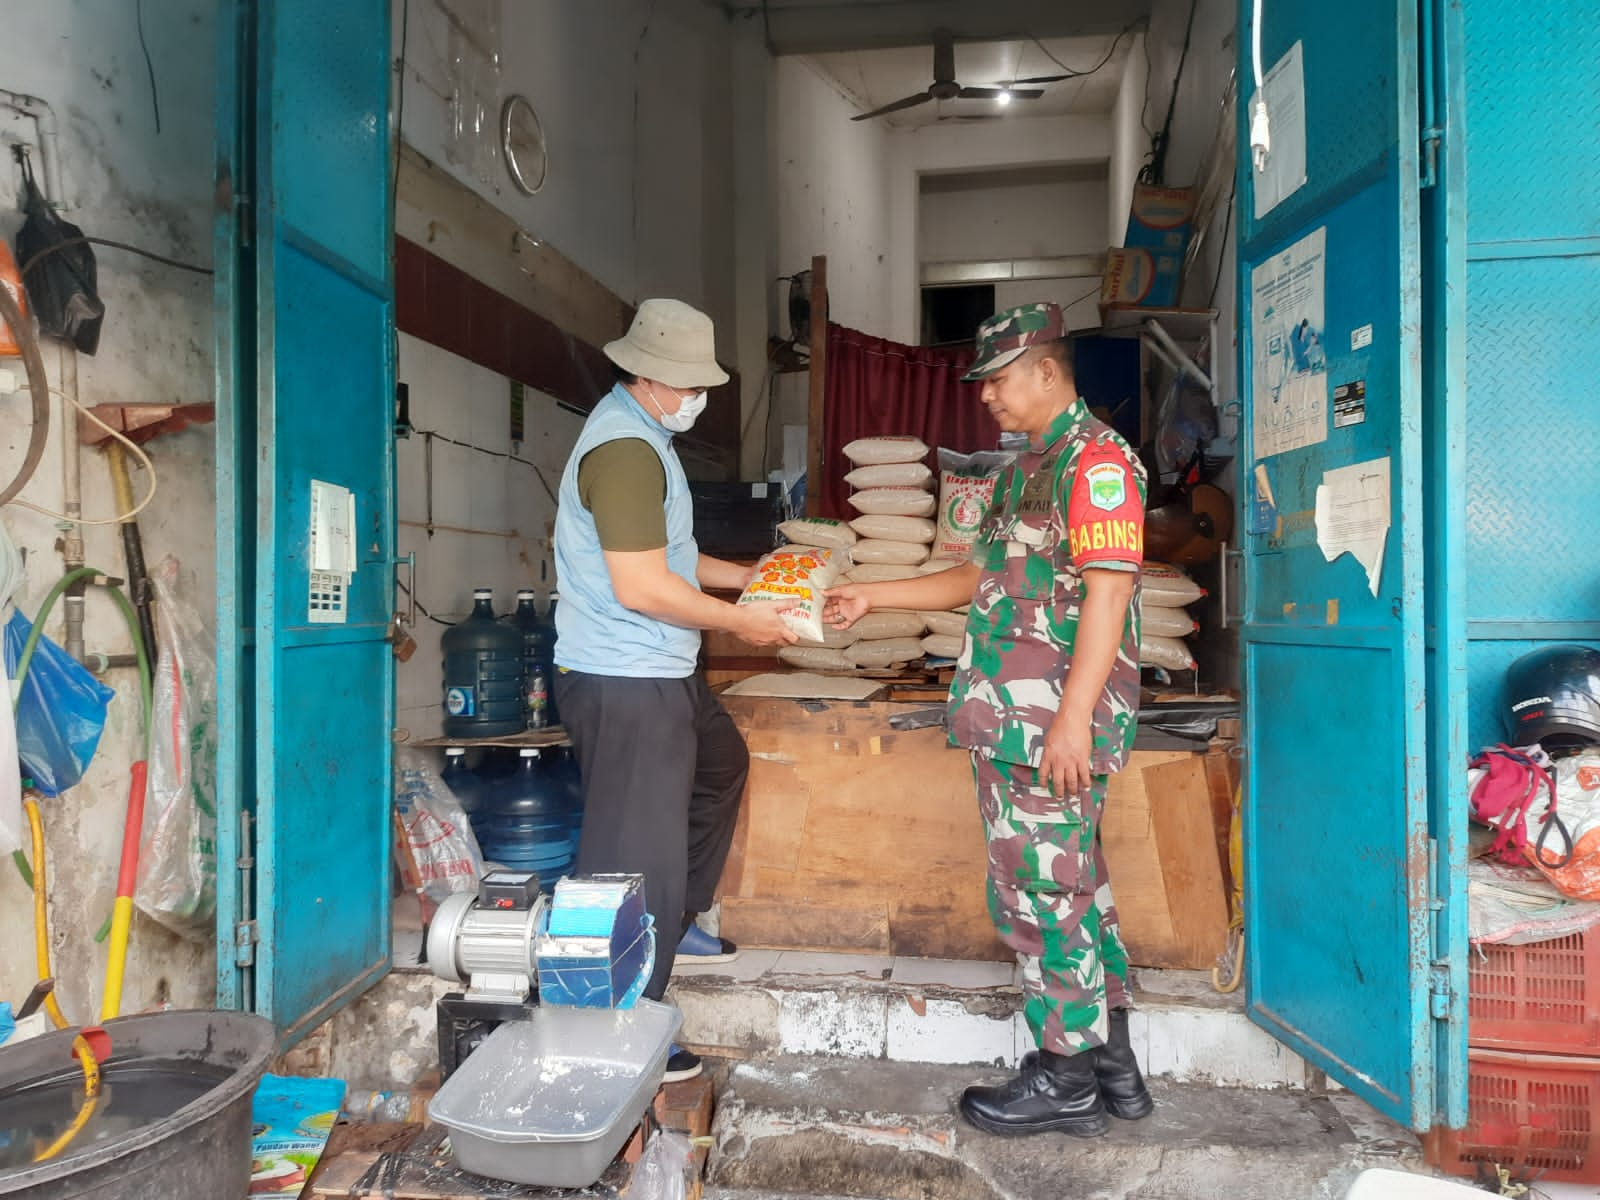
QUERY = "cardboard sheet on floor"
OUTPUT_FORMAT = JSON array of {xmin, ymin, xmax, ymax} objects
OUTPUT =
[{"xmin": 722, "ymin": 672, "xmax": 885, "ymax": 701}]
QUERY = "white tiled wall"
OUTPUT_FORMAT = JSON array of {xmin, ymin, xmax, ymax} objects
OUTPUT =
[{"xmin": 393, "ymin": 332, "xmax": 585, "ymax": 737}]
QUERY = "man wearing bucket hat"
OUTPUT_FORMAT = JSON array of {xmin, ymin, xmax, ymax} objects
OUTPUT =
[
  {"xmin": 554, "ymin": 299, "xmax": 797, "ymax": 1081},
  {"xmin": 823, "ymin": 302, "xmax": 1150, "ymax": 1136}
]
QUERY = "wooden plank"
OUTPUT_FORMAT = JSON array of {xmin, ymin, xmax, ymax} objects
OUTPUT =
[
  {"xmin": 1100, "ymin": 750, "xmax": 1193, "ymax": 968},
  {"xmin": 717, "ymin": 697, "xmax": 1007, "ymax": 960},
  {"xmin": 1142, "ymin": 757, "xmax": 1231, "ymax": 970},
  {"xmin": 805, "ymin": 255, "xmax": 827, "ymax": 517}
]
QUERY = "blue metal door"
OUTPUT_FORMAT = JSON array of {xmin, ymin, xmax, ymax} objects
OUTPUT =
[
  {"xmin": 214, "ymin": 0, "xmax": 396, "ymax": 1044},
  {"xmin": 1237, "ymin": 0, "xmax": 1466, "ymax": 1129}
]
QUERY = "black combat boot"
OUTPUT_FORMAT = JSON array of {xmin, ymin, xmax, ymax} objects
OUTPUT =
[
  {"xmin": 1095, "ymin": 1008, "xmax": 1154, "ymax": 1120},
  {"xmin": 958, "ymin": 1049, "xmax": 1109, "ymax": 1138}
]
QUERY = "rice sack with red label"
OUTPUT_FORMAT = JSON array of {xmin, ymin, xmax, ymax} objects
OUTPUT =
[{"xmin": 737, "ymin": 545, "xmax": 846, "ymax": 643}]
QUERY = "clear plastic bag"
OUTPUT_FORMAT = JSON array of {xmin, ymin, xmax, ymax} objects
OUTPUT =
[
  {"xmin": 4, "ymin": 607, "xmax": 115, "ymax": 797},
  {"xmin": 394, "ymin": 747, "xmax": 484, "ymax": 899},
  {"xmin": 136, "ymin": 558, "xmax": 219, "ymax": 938},
  {"xmin": 631, "ymin": 1130, "xmax": 695, "ymax": 1200}
]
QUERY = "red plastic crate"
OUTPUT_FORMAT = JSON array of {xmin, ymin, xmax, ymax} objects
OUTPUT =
[
  {"xmin": 1470, "ymin": 930, "xmax": 1600, "ymax": 1053},
  {"xmin": 1427, "ymin": 1048, "xmax": 1600, "ymax": 1184}
]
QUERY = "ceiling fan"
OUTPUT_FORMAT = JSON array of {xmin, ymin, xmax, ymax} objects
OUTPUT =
[{"xmin": 851, "ymin": 27, "xmax": 1050, "ymax": 122}]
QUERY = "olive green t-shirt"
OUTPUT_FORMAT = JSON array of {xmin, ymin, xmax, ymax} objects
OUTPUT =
[{"xmin": 577, "ymin": 438, "xmax": 668, "ymax": 551}]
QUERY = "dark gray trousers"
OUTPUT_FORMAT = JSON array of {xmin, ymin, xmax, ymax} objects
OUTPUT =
[{"xmin": 554, "ymin": 671, "xmax": 749, "ymax": 1001}]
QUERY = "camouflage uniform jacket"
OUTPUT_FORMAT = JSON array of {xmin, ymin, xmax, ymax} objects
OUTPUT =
[{"xmin": 947, "ymin": 405, "xmax": 1147, "ymax": 775}]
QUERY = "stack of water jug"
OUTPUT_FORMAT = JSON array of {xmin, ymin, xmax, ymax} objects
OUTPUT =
[{"xmin": 438, "ymin": 587, "xmax": 581, "ymax": 890}]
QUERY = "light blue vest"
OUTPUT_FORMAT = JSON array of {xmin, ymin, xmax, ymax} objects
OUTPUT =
[{"xmin": 554, "ymin": 385, "xmax": 701, "ymax": 678}]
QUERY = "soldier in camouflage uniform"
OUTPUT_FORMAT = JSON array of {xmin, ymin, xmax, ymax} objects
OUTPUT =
[{"xmin": 824, "ymin": 302, "xmax": 1151, "ymax": 1139}]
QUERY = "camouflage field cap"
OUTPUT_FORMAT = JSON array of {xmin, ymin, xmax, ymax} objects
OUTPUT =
[{"xmin": 961, "ymin": 302, "xmax": 1068, "ymax": 382}]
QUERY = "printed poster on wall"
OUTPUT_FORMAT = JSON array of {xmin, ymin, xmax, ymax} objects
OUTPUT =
[{"xmin": 1251, "ymin": 226, "xmax": 1328, "ymax": 460}]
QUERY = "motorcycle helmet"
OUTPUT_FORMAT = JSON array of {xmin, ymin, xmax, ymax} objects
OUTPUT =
[{"xmin": 1503, "ymin": 644, "xmax": 1600, "ymax": 750}]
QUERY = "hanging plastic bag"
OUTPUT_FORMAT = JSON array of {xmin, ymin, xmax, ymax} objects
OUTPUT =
[
  {"xmin": 136, "ymin": 558, "xmax": 218, "ymax": 938},
  {"xmin": 631, "ymin": 1130, "xmax": 696, "ymax": 1200},
  {"xmin": 395, "ymin": 747, "xmax": 484, "ymax": 900},
  {"xmin": 3, "ymin": 607, "xmax": 114, "ymax": 796},
  {"xmin": 13, "ymin": 151, "xmax": 105, "ymax": 354}
]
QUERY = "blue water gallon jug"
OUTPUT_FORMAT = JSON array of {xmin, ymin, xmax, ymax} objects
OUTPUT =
[
  {"xmin": 477, "ymin": 748, "xmax": 576, "ymax": 889},
  {"xmin": 438, "ymin": 748, "xmax": 482, "ymax": 816},
  {"xmin": 441, "ymin": 589, "xmax": 524, "ymax": 738},
  {"xmin": 548, "ymin": 745, "xmax": 584, "ymax": 840}
]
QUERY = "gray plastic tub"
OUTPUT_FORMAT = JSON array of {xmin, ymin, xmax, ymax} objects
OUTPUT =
[
  {"xmin": 428, "ymin": 1000, "xmax": 680, "ymax": 1188},
  {"xmin": 0, "ymin": 1010, "xmax": 275, "ymax": 1200}
]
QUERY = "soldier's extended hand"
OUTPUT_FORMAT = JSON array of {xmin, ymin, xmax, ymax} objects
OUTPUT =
[
  {"xmin": 822, "ymin": 585, "xmax": 872, "ymax": 630},
  {"xmin": 1040, "ymin": 713, "xmax": 1094, "ymax": 799}
]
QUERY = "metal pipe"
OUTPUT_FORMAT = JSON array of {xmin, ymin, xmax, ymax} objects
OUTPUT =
[
  {"xmin": 0, "ymin": 88, "xmax": 63, "ymax": 206},
  {"xmin": 58, "ymin": 342, "xmax": 86, "ymax": 663}
]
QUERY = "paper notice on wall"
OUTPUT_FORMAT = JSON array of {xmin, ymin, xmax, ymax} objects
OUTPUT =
[
  {"xmin": 1252, "ymin": 41, "xmax": 1308, "ymax": 219},
  {"xmin": 1251, "ymin": 227, "xmax": 1328, "ymax": 459},
  {"xmin": 1314, "ymin": 457, "xmax": 1390, "ymax": 596}
]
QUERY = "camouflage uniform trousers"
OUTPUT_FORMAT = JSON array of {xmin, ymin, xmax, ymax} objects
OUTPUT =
[{"xmin": 973, "ymin": 752, "xmax": 1131, "ymax": 1056}]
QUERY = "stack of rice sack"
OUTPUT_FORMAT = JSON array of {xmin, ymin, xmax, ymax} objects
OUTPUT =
[
  {"xmin": 1139, "ymin": 562, "xmax": 1204, "ymax": 672},
  {"xmin": 839, "ymin": 436, "xmax": 939, "ymax": 669}
]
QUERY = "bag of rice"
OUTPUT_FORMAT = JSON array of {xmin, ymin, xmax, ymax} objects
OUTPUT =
[
  {"xmin": 850, "ymin": 539, "xmax": 929, "ymax": 566},
  {"xmin": 849, "ymin": 514, "xmax": 936, "ymax": 544},
  {"xmin": 778, "ymin": 516, "xmax": 857, "ymax": 550},
  {"xmin": 737, "ymin": 545, "xmax": 846, "ymax": 643},
  {"xmin": 1142, "ymin": 606, "xmax": 1199, "ymax": 639},
  {"xmin": 843, "ymin": 462, "xmax": 934, "ymax": 489},
  {"xmin": 848, "ymin": 487, "xmax": 937, "ymax": 518},
  {"xmin": 1142, "ymin": 562, "xmax": 1206, "ymax": 607},
  {"xmin": 844, "ymin": 563, "xmax": 921, "ymax": 584},
  {"xmin": 851, "ymin": 610, "xmax": 926, "ymax": 640},
  {"xmin": 921, "ymin": 634, "xmax": 964, "ymax": 660},
  {"xmin": 1140, "ymin": 634, "xmax": 1197, "ymax": 672},
  {"xmin": 916, "ymin": 558, "xmax": 961, "ymax": 575},
  {"xmin": 921, "ymin": 610, "xmax": 968, "ymax": 638},
  {"xmin": 842, "ymin": 435, "xmax": 930, "ymax": 467},
  {"xmin": 779, "ymin": 645, "xmax": 854, "ymax": 672},
  {"xmin": 931, "ymin": 448, "xmax": 1013, "ymax": 561},
  {"xmin": 819, "ymin": 622, "xmax": 862, "ymax": 649},
  {"xmin": 847, "ymin": 637, "xmax": 927, "ymax": 668}
]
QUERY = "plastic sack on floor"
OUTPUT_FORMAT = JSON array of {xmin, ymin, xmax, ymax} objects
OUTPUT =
[
  {"xmin": 136, "ymin": 558, "xmax": 218, "ymax": 938},
  {"xmin": 630, "ymin": 1130, "xmax": 695, "ymax": 1200},
  {"xmin": 395, "ymin": 746, "xmax": 484, "ymax": 900},
  {"xmin": 3, "ymin": 608, "xmax": 114, "ymax": 797}
]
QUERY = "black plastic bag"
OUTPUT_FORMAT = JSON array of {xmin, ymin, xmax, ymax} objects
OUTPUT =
[{"xmin": 13, "ymin": 151, "xmax": 104, "ymax": 354}]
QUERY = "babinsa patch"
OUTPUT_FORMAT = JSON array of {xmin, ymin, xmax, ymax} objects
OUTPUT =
[{"xmin": 1084, "ymin": 461, "xmax": 1127, "ymax": 512}]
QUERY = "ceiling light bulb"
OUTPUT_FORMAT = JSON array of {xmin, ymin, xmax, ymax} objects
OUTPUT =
[{"xmin": 997, "ymin": 89, "xmax": 1012, "ymax": 106}]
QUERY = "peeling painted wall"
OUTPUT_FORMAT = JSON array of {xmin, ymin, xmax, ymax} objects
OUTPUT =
[{"xmin": 0, "ymin": 1, "xmax": 219, "ymax": 1019}]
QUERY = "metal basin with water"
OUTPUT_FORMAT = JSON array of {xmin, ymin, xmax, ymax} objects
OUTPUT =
[{"xmin": 0, "ymin": 1010, "xmax": 274, "ymax": 1200}]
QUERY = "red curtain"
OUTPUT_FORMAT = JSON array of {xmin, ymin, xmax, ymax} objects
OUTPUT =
[{"xmin": 820, "ymin": 323, "xmax": 998, "ymax": 520}]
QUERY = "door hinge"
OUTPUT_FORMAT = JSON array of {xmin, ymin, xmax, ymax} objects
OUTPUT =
[
  {"xmin": 234, "ymin": 919, "xmax": 259, "ymax": 968},
  {"xmin": 1429, "ymin": 965, "xmax": 1453, "ymax": 1020}
]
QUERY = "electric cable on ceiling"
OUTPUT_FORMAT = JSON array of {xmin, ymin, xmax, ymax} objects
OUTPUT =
[{"xmin": 1139, "ymin": 0, "xmax": 1198, "ymax": 186}]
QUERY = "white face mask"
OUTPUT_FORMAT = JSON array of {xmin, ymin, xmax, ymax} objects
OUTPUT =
[{"xmin": 648, "ymin": 385, "xmax": 708, "ymax": 434}]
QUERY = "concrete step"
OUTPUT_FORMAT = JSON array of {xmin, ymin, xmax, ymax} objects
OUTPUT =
[
  {"xmin": 669, "ymin": 951, "xmax": 1319, "ymax": 1091},
  {"xmin": 706, "ymin": 1055, "xmax": 1424, "ymax": 1200}
]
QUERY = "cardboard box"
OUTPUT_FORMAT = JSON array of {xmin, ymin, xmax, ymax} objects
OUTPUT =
[{"xmin": 1102, "ymin": 184, "xmax": 1195, "ymax": 310}]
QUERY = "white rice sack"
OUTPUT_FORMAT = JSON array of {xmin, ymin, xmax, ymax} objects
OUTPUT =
[
  {"xmin": 779, "ymin": 645, "xmax": 854, "ymax": 672},
  {"xmin": 846, "ymin": 637, "xmax": 927, "ymax": 669},
  {"xmin": 1143, "ymin": 606, "xmax": 1199, "ymax": 639},
  {"xmin": 844, "ymin": 563, "xmax": 921, "ymax": 584},
  {"xmin": 852, "ymin": 610, "xmax": 926, "ymax": 640},
  {"xmin": 849, "ymin": 514, "xmax": 936, "ymax": 544},
  {"xmin": 921, "ymin": 610, "xmax": 968, "ymax": 638},
  {"xmin": 848, "ymin": 487, "xmax": 937, "ymax": 518},
  {"xmin": 1141, "ymin": 634, "xmax": 1197, "ymax": 672},
  {"xmin": 842, "ymin": 435, "xmax": 930, "ymax": 467},
  {"xmin": 778, "ymin": 517, "xmax": 857, "ymax": 550},
  {"xmin": 932, "ymin": 448, "xmax": 1013, "ymax": 561},
  {"xmin": 843, "ymin": 462, "xmax": 934, "ymax": 490},
  {"xmin": 737, "ymin": 545, "xmax": 846, "ymax": 643},
  {"xmin": 850, "ymin": 539, "xmax": 929, "ymax": 566},
  {"xmin": 1142, "ymin": 562, "xmax": 1206, "ymax": 607},
  {"xmin": 916, "ymin": 559, "xmax": 961, "ymax": 575},
  {"xmin": 921, "ymin": 634, "xmax": 964, "ymax": 660},
  {"xmin": 818, "ymin": 622, "xmax": 862, "ymax": 649}
]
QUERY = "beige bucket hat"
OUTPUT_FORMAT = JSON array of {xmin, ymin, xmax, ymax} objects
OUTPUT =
[{"xmin": 604, "ymin": 298, "xmax": 730, "ymax": 389}]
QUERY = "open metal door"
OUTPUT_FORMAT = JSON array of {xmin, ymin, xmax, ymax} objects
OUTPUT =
[
  {"xmin": 214, "ymin": 0, "xmax": 396, "ymax": 1044},
  {"xmin": 1237, "ymin": 0, "xmax": 1465, "ymax": 1129}
]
